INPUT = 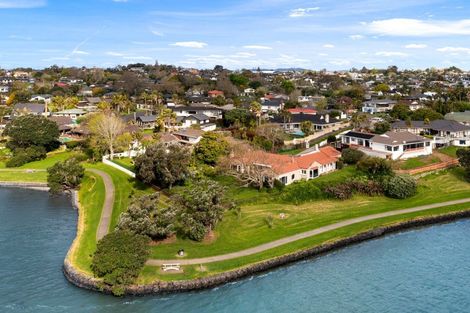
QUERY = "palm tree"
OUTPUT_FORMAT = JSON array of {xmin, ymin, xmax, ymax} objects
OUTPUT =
[{"xmin": 250, "ymin": 101, "xmax": 262, "ymax": 126}]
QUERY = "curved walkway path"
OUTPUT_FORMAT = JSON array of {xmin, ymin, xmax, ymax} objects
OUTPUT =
[
  {"xmin": 88, "ymin": 169, "xmax": 116, "ymax": 241},
  {"xmin": 146, "ymin": 197, "xmax": 470, "ymax": 266}
]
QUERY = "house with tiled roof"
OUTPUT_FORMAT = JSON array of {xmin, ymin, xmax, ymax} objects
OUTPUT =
[{"xmin": 230, "ymin": 146, "xmax": 341, "ymax": 185}]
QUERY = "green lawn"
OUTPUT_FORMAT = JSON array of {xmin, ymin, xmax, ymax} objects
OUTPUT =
[
  {"xmin": 111, "ymin": 157, "xmax": 135, "ymax": 172},
  {"xmin": 395, "ymin": 155, "xmax": 440, "ymax": 170},
  {"xmin": 138, "ymin": 201, "xmax": 470, "ymax": 283},
  {"xmin": 438, "ymin": 146, "xmax": 460, "ymax": 158},
  {"xmin": 148, "ymin": 168, "xmax": 470, "ymax": 262},
  {"xmin": 0, "ymin": 151, "xmax": 75, "ymax": 182},
  {"xmin": 69, "ymin": 172, "xmax": 105, "ymax": 273}
]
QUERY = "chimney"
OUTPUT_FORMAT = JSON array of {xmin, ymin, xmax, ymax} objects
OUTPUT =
[{"xmin": 325, "ymin": 114, "xmax": 330, "ymax": 123}]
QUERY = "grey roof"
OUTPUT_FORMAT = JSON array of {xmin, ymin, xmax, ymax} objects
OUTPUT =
[
  {"xmin": 372, "ymin": 131, "xmax": 430, "ymax": 145},
  {"xmin": 363, "ymin": 99, "xmax": 397, "ymax": 106},
  {"xmin": 271, "ymin": 113, "xmax": 340, "ymax": 125},
  {"xmin": 13, "ymin": 103, "xmax": 45, "ymax": 114},
  {"xmin": 392, "ymin": 119, "xmax": 470, "ymax": 132},
  {"xmin": 445, "ymin": 111, "xmax": 470, "ymax": 123},
  {"xmin": 262, "ymin": 99, "xmax": 283, "ymax": 107},
  {"xmin": 137, "ymin": 115, "xmax": 157, "ymax": 123},
  {"xmin": 343, "ymin": 131, "xmax": 375, "ymax": 140},
  {"xmin": 186, "ymin": 113, "xmax": 209, "ymax": 121}
]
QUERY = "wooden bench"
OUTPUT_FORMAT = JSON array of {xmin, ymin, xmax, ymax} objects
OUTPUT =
[{"xmin": 162, "ymin": 263, "xmax": 181, "ymax": 272}]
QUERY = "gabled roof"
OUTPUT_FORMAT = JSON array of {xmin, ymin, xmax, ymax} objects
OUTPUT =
[
  {"xmin": 392, "ymin": 119, "xmax": 470, "ymax": 132},
  {"xmin": 343, "ymin": 131, "xmax": 375, "ymax": 140},
  {"xmin": 173, "ymin": 128, "xmax": 204, "ymax": 139},
  {"xmin": 137, "ymin": 115, "xmax": 157, "ymax": 123},
  {"xmin": 13, "ymin": 103, "xmax": 45, "ymax": 114},
  {"xmin": 372, "ymin": 131, "xmax": 430, "ymax": 145}
]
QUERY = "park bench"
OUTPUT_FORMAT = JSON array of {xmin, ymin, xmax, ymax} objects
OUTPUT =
[{"xmin": 162, "ymin": 263, "xmax": 181, "ymax": 272}]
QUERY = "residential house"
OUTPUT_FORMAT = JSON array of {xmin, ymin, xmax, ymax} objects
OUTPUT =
[
  {"xmin": 271, "ymin": 113, "xmax": 343, "ymax": 133},
  {"xmin": 30, "ymin": 94, "xmax": 52, "ymax": 104},
  {"xmin": 48, "ymin": 116, "xmax": 74, "ymax": 134},
  {"xmin": 230, "ymin": 146, "xmax": 341, "ymax": 185},
  {"xmin": 361, "ymin": 99, "xmax": 397, "ymax": 114},
  {"xmin": 53, "ymin": 109, "xmax": 87, "ymax": 121},
  {"xmin": 171, "ymin": 105, "xmax": 224, "ymax": 120},
  {"xmin": 392, "ymin": 119, "xmax": 470, "ymax": 147},
  {"xmin": 342, "ymin": 130, "xmax": 432, "ymax": 160},
  {"xmin": 0, "ymin": 86, "xmax": 10, "ymax": 93},
  {"xmin": 12, "ymin": 103, "xmax": 46, "ymax": 116},
  {"xmin": 177, "ymin": 113, "xmax": 216, "ymax": 131},
  {"xmin": 208, "ymin": 90, "xmax": 224, "ymax": 98},
  {"xmin": 172, "ymin": 129, "xmax": 204, "ymax": 145},
  {"xmin": 136, "ymin": 115, "xmax": 157, "ymax": 129},
  {"xmin": 261, "ymin": 98, "xmax": 284, "ymax": 113}
]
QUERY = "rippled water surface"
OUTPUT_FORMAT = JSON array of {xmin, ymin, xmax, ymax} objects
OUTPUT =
[{"xmin": 1, "ymin": 187, "xmax": 470, "ymax": 313}]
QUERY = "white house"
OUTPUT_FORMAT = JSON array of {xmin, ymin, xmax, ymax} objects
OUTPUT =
[
  {"xmin": 342, "ymin": 131, "xmax": 433, "ymax": 160},
  {"xmin": 53, "ymin": 109, "xmax": 87, "ymax": 121},
  {"xmin": 362, "ymin": 99, "xmax": 397, "ymax": 114},
  {"xmin": 30, "ymin": 94, "xmax": 53, "ymax": 104},
  {"xmin": 392, "ymin": 119, "xmax": 470, "ymax": 147},
  {"xmin": 171, "ymin": 105, "xmax": 223, "ymax": 120}
]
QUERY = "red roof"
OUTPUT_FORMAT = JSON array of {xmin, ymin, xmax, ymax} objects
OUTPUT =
[
  {"xmin": 244, "ymin": 146, "xmax": 340, "ymax": 175},
  {"xmin": 287, "ymin": 108, "xmax": 317, "ymax": 115},
  {"xmin": 208, "ymin": 90, "xmax": 224, "ymax": 96}
]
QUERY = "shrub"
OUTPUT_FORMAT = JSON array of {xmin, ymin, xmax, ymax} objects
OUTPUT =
[
  {"xmin": 327, "ymin": 135, "xmax": 337, "ymax": 143},
  {"xmin": 47, "ymin": 157, "xmax": 85, "ymax": 194},
  {"xmin": 324, "ymin": 184, "xmax": 353, "ymax": 200},
  {"xmin": 281, "ymin": 180, "xmax": 324, "ymax": 204},
  {"xmin": 5, "ymin": 146, "xmax": 46, "ymax": 168},
  {"xmin": 341, "ymin": 148, "xmax": 365, "ymax": 165},
  {"xmin": 357, "ymin": 157, "xmax": 393, "ymax": 178},
  {"xmin": 382, "ymin": 175, "xmax": 417, "ymax": 199},
  {"xmin": 91, "ymin": 231, "xmax": 150, "ymax": 295}
]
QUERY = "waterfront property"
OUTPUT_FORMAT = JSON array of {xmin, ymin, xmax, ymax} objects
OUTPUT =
[{"xmin": 342, "ymin": 131, "xmax": 433, "ymax": 160}]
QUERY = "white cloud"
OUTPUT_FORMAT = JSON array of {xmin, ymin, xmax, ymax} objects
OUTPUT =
[
  {"xmin": 436, "ymin": 47, "xmax": 470, "ymax": 53},
  {"xmin": 150, "ymin": 29, "xmax": 164, "ymax": 37},
  {"xmin": 375, "ymin": 51, "xmax": 409, "ymax": 57},
  {"xmin": 0, "ymin": 0, "xmax": 46, "ymax": 8},
  {"xmin": 231, "ymin": 52, "xmax": 256, "ymax": 58},
  {"xmin": 243, "ymin": 45, "xmax": 272, "ymax": 50},
  {"xmin": 170, "ymin": 41, "xmax": 207, "ymax": 48},
  {"xmin": 349, "ymin": 34, "xmax": 364, "ymax": 40},
  {"xmin": 323, "ymin": 44, "xmax": 335, "ymax": 48},
  {"xmin": 106, "ymin": 51, "xmax": 125, "ymax": 57},
  {"xmin": 367, "ymin": 18, "xmax": 470, "ymax": 36},
  {"xmin": 404, "ymin": 43, "xmax": 428, "ymax": 49},
  {"xmin": 289, "ymin": 7, "xmax": 320, "ymax": 18},
  {"xmin": 72, "ymin": 50, "xmax": 89, "ymax": 55}
]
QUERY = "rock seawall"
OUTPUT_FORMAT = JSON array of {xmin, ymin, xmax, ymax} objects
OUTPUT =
[{"xmin": 63, "ymin": 209, "xmax": 470, "ymax": 295}]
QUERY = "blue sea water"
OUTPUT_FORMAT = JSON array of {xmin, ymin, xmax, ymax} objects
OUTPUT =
[{"xmin": 1, "ymin": 187, "xmax": 470, "ymax": 313}]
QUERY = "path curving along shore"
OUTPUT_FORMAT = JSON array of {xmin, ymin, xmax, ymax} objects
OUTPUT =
[
  {"xmin": 88, "ymin": 169, "xmax": 115, "ymax": 241},
  {"xmin": 146, "ymin": 197, "xmax": 470, "ymax": 266}
]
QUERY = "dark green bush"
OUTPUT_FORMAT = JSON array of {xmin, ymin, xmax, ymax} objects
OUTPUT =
[
  {"xmin": 341, "ymin": 148, "xmax": 365, "ymax": 165},
  {"xmin": 281, "ymin": 180, "xmax": 325, "ymax": 204},
  {"xmin": 324, "ymin": 184, "xmax": 353, "ymax": 200},
  {"xmin": 47, "ymin": 157, "xmax": 85, "ymax": 194},
  {"xmin": 357, "ymin": 157, "xmax": 393, "ymax": 178},
  {"xmin": 6, "ymin": 146, "xmax": 46, "ymax": 167},
  {"xmin": 91, "ymin": 231, "xmax": 150, "ymax": 295},
  {"xmin": 382, "ymin": 175, "xmax": 417, "ymax": 199}
]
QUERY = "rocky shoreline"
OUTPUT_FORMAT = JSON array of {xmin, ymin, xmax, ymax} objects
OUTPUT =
[
  {"xmin": 0, "ymin": 181, "xmax": 49, "ymax": 191},
  {"xmin": 63, "ymin": 208, "xmax": 470, "ymax": 296}
]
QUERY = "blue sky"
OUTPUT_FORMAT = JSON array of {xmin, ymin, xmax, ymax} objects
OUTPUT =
[{"xmin": 1, "ymin": 0, "xmax": 470, "ymax": 70}]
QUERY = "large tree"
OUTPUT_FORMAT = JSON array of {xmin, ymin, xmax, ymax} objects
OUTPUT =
[
  {"xmin": 457, "ymin": 148, "xmax": 470, "ymax": 181},
  {"xmin": 117, "ymin": 193, "xmax": 177, "ymax": 239},
  {"xmin": 47, "ymin": 158, "xmax": 85, "ymax": 194},
  {"xmin": 194, "ymin": 132, "xmax": 229, "ymax": 165},
  {"xmin": 174, "ymin": 179, "xmax": 229, "ymax": 241},
  {"xmin": 134, "ymin": 142, "xmax": 191, "ymax": 188},
  {"xmin": 88, "ymin": 112, "xmax": 126, "ymax": 159},
  {"xmin": 4, "ymin": 115, "xmax": 60, "ymax": 151}
]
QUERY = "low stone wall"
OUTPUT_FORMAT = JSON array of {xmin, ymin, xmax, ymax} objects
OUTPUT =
[
  {"xmin": 0, "ymin": 181, "xmax": 49, "ymax": 191},
  {"xmin": 63, "ymin": 209, "xmax": 470, "ymax": 295}
]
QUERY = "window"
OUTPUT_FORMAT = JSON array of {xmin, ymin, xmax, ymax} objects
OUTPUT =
[
  {"xmin": 291, "ymin": 174, "xmax": 295, "ymax": 180},
  {"xmin": 358, "ymin": 139, "xmax": 364, "ymax": 146},
  {"xmin": 281, "ymin": 176, "xmax": 287, "ymax": 184},
  {"xmin": 301, "ymin": 170, "xmax": 306, "ymax": 175},
  {"xmin": 460, "ymin": 140, "xmax": 466, "ymax": 145},
  {"xmin": 427, "ymin": 142, "xmax": 431, "ymax": 147},
  {"xmin": 393, "ymin": 146, "xmax": 399, "ymax": 151},
  {"xmin": 386, "ymin": 145, "xmax": 392, "ymax": 151}
]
